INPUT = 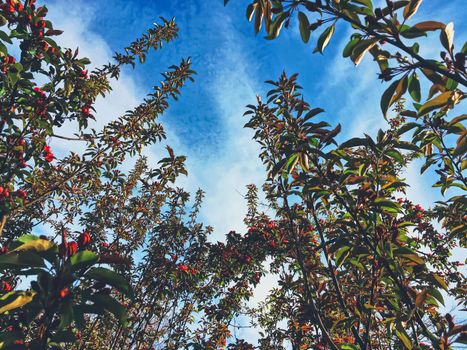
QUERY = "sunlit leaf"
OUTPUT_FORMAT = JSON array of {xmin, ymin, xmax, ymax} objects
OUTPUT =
[
  {"xmin": 13, "ymin": 239, "xmax": 54, "ymax": 253},
  {"xmin": 314, "ymin": 24, "xmax": 335, "ymax": 54},
  {"xmin": 403, "ymin": 0, "xmax": 422, "ymax": 20},
  {"xmin": 69, "ymin": 251, "xmax": 98, "ymax": 272},
  {"xmin": 418, "ymin": 91, "xmax": 453, "ymax": 116},
  {"xmin": 440, "ymin": 22, "xmax": 454, "ymax": 52},
  {"xmin": 351, "ymin": 38, "xmax": 379, "ymax": 65},
  {"xmin": 0, "ymin": 291, "xmax": 36, "ymax": 314}
]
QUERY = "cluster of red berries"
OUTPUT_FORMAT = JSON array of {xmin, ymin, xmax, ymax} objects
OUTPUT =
[
  {"xmin": 0, "ymin": 55, "xmax": 16, "ymax": 74},
  {"xmin": 1, "ymin": 0, "xmax": 24, "ymax": 17},
  {"xmin": 0, "ymin": 185, "xmax": 9, "ymax": 199},
  {"xmin": 60, "ymin": 231, "xmax": 91, "ymax": 258},
  {"xmin": 177, "ymin": 263, "xmax": 198, "ymax": 275},
  {"xmin": 33, "ymin": 87, "xmax": 50, "ymax": 119},
  {"xmin": 42, "ymin": 144, "xmax": 54, "ymax": 163}
]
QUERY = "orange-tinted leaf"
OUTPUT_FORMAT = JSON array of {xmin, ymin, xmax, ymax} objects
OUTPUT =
[{"xmin": 414, "ymin": 21, "xmax": 445, "ymax": 31}]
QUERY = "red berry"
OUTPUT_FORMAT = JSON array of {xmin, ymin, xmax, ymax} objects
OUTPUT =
[
  {"xmin": 81, "ymin": 106, "xmax": 90, "ymax": 115},
  {"xmin": 17, "ymin": 189, "xmax": 27, "ymax": 198},
  {"xmin": 44, "ymin": 152, "xmax": 54, "ymax": 162},
  {"xmin": 34, "ymin": 87, "xmax": 45, "ymax": 96},
  {"xmin": 78, "ymin": 231, "xmax": 91, "ymax": 247},
  {"xmin": 59, "ymin": 287, "xmax": 69, "ymax": 298},
  {"xmin": 66, "ymin": 242, "xmax": 78, "ymax": 257},
  {"xmin": 177, "ymin": 264, "xmax": 189, "ymax": 272}
]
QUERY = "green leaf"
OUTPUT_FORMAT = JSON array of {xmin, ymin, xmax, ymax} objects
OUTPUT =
[
  {"xmin": 335, "ymin": 246, "xmax": 350, "ymax": 268},
  {"xmin": 343, "ymin": 37, "xmax": 360, "ymax": 58},
  {"xmin": 298, "ymin": 12, "xmax": 311, "ymax": 43},
  {"xmin": 85, "ymin": 267, "xmax": 133, "ymax": 298},
  {"xmin": 58, "ymin": 302, "xmax": 74, "ymax": 329},
  {"xmin": 453, "ymin": 133, "xmax": 466, "ymax": 156},
  {"xmin": 381, "ymin": 80, "xmax": 399, "ymax": 118},
  {"xmin": 395, "ymin": 325, "xmax": 413, "ymax": 349},
  {"xmin": 69, "ymin": 250, "xmax": 98, "ymax": 272},
  {"xmin": 386, "ymin": 150, "xmax": 404, "ymax": 163},
  {"xmin": 351, "ymin": 38, "xmax": 379, "ymax": 65},
  {"xmin": 403, "ymin": 0, "xmax": 422, "ymax": 20},
  {"xmin": 270, "ymin": 158, "xmax": 288, "ymax": 177},
  {"xmin": 314, "ymin": 24, "xmax": 335, "ymax": 54},
  {"xmin": 89, "ymin": 294, "xmax": 128, "ymax": 326},
  {"xmin": 418, "ymin": 91, "xmax": 453, "ymax": 116},
  {"xmin": 351, "ymin": 0, "xmax": 373, "ymax": 10},
  {"xmin": 340, "ymin": 137, "xmax": 368, "ymax": 148},
  {"xmin": 446, "ymin": 78, "xmax": 458, "ymax": 91},
  {"xmin": 0, "ymin": 251, "xmax": 45, "ymax": 270},
  {"xmin": 394, "ymin": 141, "xmax": 421, "ymax": 152},
  {"xmin": 408, "ymin": 73, "xmax": 421, "ymax": 102},
  {"xmin": 266, "ymin": 12, "xmax": 287, "ymax": 40},
  {"xmin": 246, "ymin": 3, "xmax": 256, "ymax": 21},
  {"xmin": 285, "ymin": 153, "xmax": 299, "ymax": 174},
  {"xmin": 397, "ymin": 122, "xmax": 419, "ymax": 136},
  {"xmin": 427, "ymin": 287, "xmax": 445, "ymax": 306},
  {"xmin": 0, "ymin": 30, "xmax": 12, "ymax": 44},
  {"xmin": 374, "ymin": 198, "xmax": 400, "ymax": 213}
]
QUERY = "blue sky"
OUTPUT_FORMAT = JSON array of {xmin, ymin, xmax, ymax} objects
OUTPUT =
[{"xmin": 60, "ymin": 0, "xmax": 466, "ymax": 147}]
